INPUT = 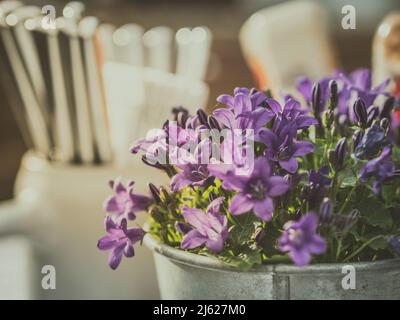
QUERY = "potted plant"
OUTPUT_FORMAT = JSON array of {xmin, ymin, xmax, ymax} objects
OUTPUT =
[{"xmin": 97, "ymin": 69, "xmax": 400, "ymax": 299}]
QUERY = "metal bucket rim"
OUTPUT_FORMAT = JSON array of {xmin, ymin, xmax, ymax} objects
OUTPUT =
[{"xmin": 144, "ymin": 233, "xmax": 400, "ymax": 274}]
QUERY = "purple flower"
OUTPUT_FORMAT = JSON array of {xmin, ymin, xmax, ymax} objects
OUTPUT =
[
  {"xmin": 97, "ymin": 217, "xmax": 145, "ymax": 270},
  {"xmin": 360, "ymin": 146, "xmax": 399, "ymax": 194},
  {"xmin": 258, "ymin": 122, "xmax": 314, "ymax": 173},
  {"xmin": 214, "ymin": 87, "xmax": 276, "ymax": 132},
  {"xmin": 181, "ymin": 197, "xmax": 228, "ymax": 253},
  {"xmin": 212, "ymin": 157, "xmax": 290, "ymax": 221},
  {"xmin": 297, "ymin": 69, "xmax": 390, "ymax": 122},
  {"xmin": 340, "ymin": 68, "xmax": 390, "ymax": 108},
  {"xmin": 103, "ymin": 178, "xmax": 152, "ymax": 221},
  {"xmin": 278, "ymin": 213, "xmax": 327, "ymax": 266},
  {"xmin": 354, "ymin": 123, "xmax": 387, "ymax": 159},
  {"xmin": 170, "ymin": 139, "xmax": 212, "ymax": 191},
  {"xmin": 304, "ymin": 166, "xmax": 331, "ymax": 209}
]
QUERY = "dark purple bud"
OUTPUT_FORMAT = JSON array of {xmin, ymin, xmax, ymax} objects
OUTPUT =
[
  {"xmin": 172, "ymin": 106, "xmax": 189, "ymax": 126},
  {"xmin": 141, "ymin": 155, "xmax": 166, "ymax": 170},
  {"xmin": 207, "ymin": 115, "xmax": 222, "ymax": 131},
  {"xmin": 352, "ymin": 129, "xmax": 363, "ymax": 151},
  {"xmin": 367, "ymin": 106, "xmax": 379, "ymax": 127},
  {"xmin": 353, "ymin": 98, "xmax": 368, "ymax": 128},
  {"xmin": 388, "ymin": 236, "xmax": 400, "ymax": 255},
  {"xmin": 346, "ymin": 209, "xmax": 360, "ymax": 227},
  {"xmin": 380, "ymin": 96, "xmax": 395, "ymax": 120},
  {"xmin": 252, "ymin": 227, "xmax": 266, "ymax": 245},
  {"xmin": 319, "ymin": 198, "xmax": 334, "ymax": 224},
  {"xmin": 328, "ymin": 149, "xmax": 336, "ymax": 168},
  {"xmin": 334, "ymin": 138, "xmax": 347, "ymax": 171},
  {"xmin": 175, "ymin": 221, "xmax": 192, "ymax": 235},
  {"xmin": 160, "ymin": 187, "xmax": 172, "ymax": 202},
  {"xmin": 380, "ymin": 118, "xmax": 390, "ymax": 132},
  {"xmin": 311, "ymin": 82, "xmax": 322, "ymax": 116},
  {"xmin": 354, "ymin": 123, "xmax": 387, "ymax": 159},
  {"xmin": 328, "ymin": 80, "xmax": 338, "ymax": 111},
  {"xmin": 149, "ymin": 183, "xmax": 161, "ymax": 204},
  {"xmin": 197, "ymin": 109, "xmax": 209, "ymax": 127}
]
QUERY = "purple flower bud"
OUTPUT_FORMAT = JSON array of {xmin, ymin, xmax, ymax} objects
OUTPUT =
[
  {"xmin": 367, "ymin": 106, "xmax": 379, "ymax": 127},
  {"xmin": 172, "ymin": 106, "xmax": 189, "ymax": 127},
  {"xmin": 197, "ymin": 109, "xmax": 208, "ymax": 126},
  {"xmin": 328, "ymin": 80, "xmax": 338, "ymax": 110},
  {"xmin": 141, "ymin": 155, "xmax": 166, "ymax": 170},
  {"xmin": 311, "ymin": 82, "xmax": 322, "ymax": 115},
  {"xmin": 353, "ymin": 98, "xmax": 368, "ymax": 128},
  {"xmin": 388, "ymin": 236, "xmax": 400, "ymax": 255},
  {"xmin": 207, "ymin": 115, "xmax": 222, "ymax": 131},
  {"xmin": 354, "ymin": 123, "xmax": 387, "ymax": 159},
  {"xmin": 352, "ymin": 129, "xmax": 363, "ymax": 151},
  {"xmin": 175, "ymin": 221, "xmax": 193, "ymax": 235},
  {"xmin": 380, "ymin": 118, "xmax": 390, "ymax": 132},
  {"xmin": 380, "ymin": 96, "xmax": 395, "ymax": 120},
  {"xmin": 253, "ymin": 227, "xmax": 266, "ymax": 245},
  {"xmin": 319, "ymin": 198, "xmax": 334, "ymax": 224},
  {"xmin": 149, "ymin": 183, "xmax": 161, "ymax": 204},
  {"xmin": 334, "ymin": 209, "xmax": 359, "ymax": 236},
  {"xmin": 334, "ymin": 138, "xmax": 347, "ymax": 171},
  {"xmin": 346, "ymin": 209, "xmax": 360, "ymax": 227}
]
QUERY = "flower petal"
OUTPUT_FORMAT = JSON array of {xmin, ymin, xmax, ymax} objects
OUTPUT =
[
  {"xmin": 181, "ymin": 230, "xmax": 207, "ymax": 250},
  {"xmin": 229, "ymin": 194, "xmax": 254, "ymax": 215},
  {"xmin": 290, "ymin": 248, "xmax": 311, "ymax": 267},
  {"xmin": 253, "ymin": 197, "xmax": 274, "ymax": 221},
  {"xmin": 279, "ymin": 158, "xmax": 298, "ymax": 173},
  {"xmin": 268, "ymin": 176, "xmax": 290, "ymax": 197},
  {"xmin": 292, "ymin": 141, "xmax": 314, "ymax": 157}
]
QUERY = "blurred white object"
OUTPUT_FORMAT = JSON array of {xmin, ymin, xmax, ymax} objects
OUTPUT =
[
  {"xmin": 60, "ymin": 18, "xmax": 95, "ymax": 163},
  {"xmin": 8, "ymin": 151, "xmax": 167, "ymax": 299},
  {"xmin": 98, "ymin": 23, "xmax": 116, "ymax": 61},
  {"xmin": 176, "ymin": 26, "xmax": 212, "ymax": 80},
  {"xmin": 79, "ymin": 16, "xmax": 112, "ymax": 163},
  {"xmin": 0, "ymin": 236, "xmax": 36, "ymax": 299},
  {"xmin": 103, "ymin": 62, "xmax": 209, "ymax": 166},
  {"xmin": 239, "ymin": 0, "xmax": 337, "ymax": 94},
  {"xmin": 143, "ymin": 26, "xmax": 173, "ymax": 72},
  {"xmin": 0, "ymin": 4, "xmax": 51, "ymax": 156},
  {"xmin": 63, "ymin": 1, "xmax": 85, "ymax": 21},
  {"xmin": 113, "ymin": 24, "xmax": 144, "ymax": 66},
  {"xmin": 373, "ymin": 12, "xmax": 400, "ymax": 92},
  {"xmin": 103, "ymin": 63, "xmax": 145, "ymax": 167}
]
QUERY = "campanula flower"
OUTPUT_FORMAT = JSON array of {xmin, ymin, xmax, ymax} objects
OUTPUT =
[
  {"xmin": 303, "ymin": 166, "xmax": 331, "ymax": 209},
  {"xmin": 340, "ymin": 68, "xmax": 390, "ymax": 108},
  {"xmin": 103, "ymin": 179, "xmax": 152, "ymax": 221},
  {"xmin": 97, "ymin": 217, "xmax": 145, "ymax": 270},
  {"xmin": 278, "ymin": 213, "xmax": 327, "ymax": 266},
  {"xmin": 212, "ymin": 157, "xmax": 290, "ymax": 221},
  {"xmin": 360, "ymin": 146, "xmax": 399, "ymax": 194},
  {"xmin": 354, "ymin": 123, "xmax": 387, "ymax": 159},
  {"xmin": 258, "ymin": 123, "xmax": 314, "ymax": 173},
  {"xmin": 181, "ymin": 197, "xmax": 228, "ymax": 253}
]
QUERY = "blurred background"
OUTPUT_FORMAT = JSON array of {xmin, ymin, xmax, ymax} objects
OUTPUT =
[
  {"xmin": 0, "ymin": 0, "xmax": 399, "ymax": 299},
  {"xmin": 1, "ymin": 0, "xmax": 399, "ymax": 201}
]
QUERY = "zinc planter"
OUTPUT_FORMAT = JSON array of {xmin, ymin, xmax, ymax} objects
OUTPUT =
[{"xmin": 144, "ymin": 234, "xmax": 400, "ymax": 300}]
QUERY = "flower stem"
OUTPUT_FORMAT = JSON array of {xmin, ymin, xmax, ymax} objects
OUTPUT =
[{"xmin": 343, "ymin": 235, "xmax": 384, "ymax": 262}]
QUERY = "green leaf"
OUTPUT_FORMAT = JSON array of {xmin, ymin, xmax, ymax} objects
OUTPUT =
[
  {"xmin": 338, "ymin": 170, "xmax": 357, "ymax": 187},
  {"xmin": 216, "ymin": 246, "xmax": 262, "ymax": 271},
  {"xmin": 359, "ymin": 198, "xmax": 393, "ymax": 230}
]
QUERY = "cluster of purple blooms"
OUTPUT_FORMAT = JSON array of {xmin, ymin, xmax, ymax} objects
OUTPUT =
[{"xmin": 98, "ymin": 69, "xmax": 400, "ymax": 269}]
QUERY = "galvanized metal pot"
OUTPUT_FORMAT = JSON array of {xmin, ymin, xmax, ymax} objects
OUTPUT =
[{"xmin": 144, "ymin": 234, "xmax": 400, "ymax": 300}]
